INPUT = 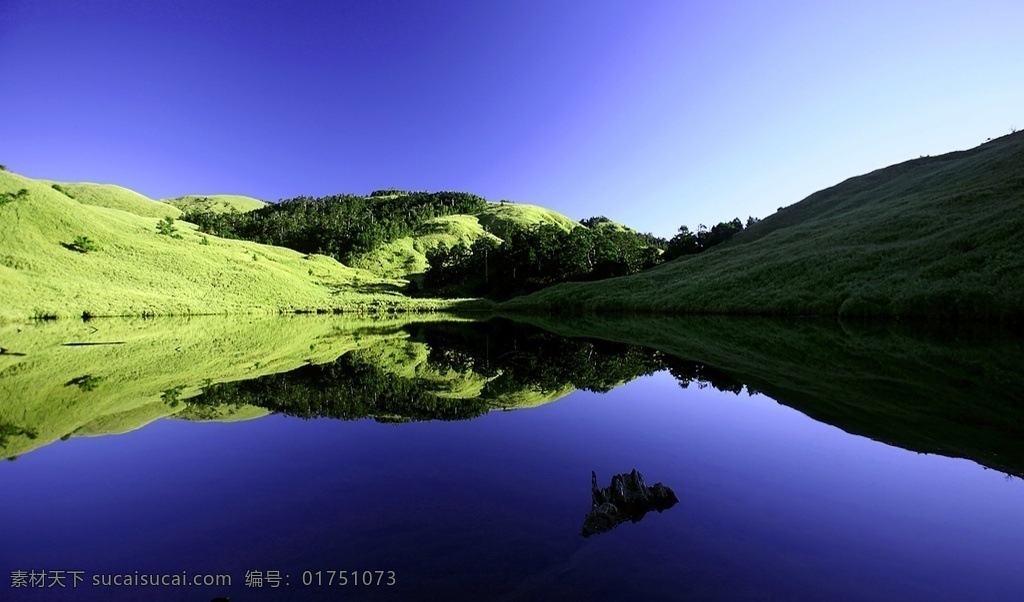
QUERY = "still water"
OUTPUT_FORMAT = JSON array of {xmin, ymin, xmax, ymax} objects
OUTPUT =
[{"xmin": 1, "ymin": 317, "xmax": 1022, "ymax": 601}]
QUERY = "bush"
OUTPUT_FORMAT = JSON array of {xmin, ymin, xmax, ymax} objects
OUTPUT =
[
  {"xmin": 51, "ymin": 184, "xmax": 75, "ymax": 198},
  {"xmin": 156, "ymin": 216, "xmax": 181, "ymax": 238},
  {"xmin": 0, "ymin": 188, "xmax": 28, "ymax": 206},
  {"xmin": 66, "ymin": 236, "xmax": 99, "ymax": 253}
]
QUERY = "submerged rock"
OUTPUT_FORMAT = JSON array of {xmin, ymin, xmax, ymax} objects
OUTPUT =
[{"xmin": 582, "ymin": 469, "xmax": 678, "ymax": 537}]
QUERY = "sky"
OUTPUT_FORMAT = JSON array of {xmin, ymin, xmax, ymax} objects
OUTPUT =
[{"xmin": 1, "ymin": 0, "xmax": 1022, "ymax": 238}]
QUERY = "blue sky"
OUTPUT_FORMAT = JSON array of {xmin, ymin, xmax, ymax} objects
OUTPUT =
[{"xmin": 1, "ymin": 0, "xmax": 1022, "ymax": 237}]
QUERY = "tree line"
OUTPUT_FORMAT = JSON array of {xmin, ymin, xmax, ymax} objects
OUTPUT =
[
  {"xmin": 420, "ymin": 216, "xmax": 758, "ymax": 299},
  {"xmin": 182, "ymin": 190, "xmax": 488, "ymax": 263},
  {"xmin": 180, "ymin": 188, "xmax": 758, "ymax": 299},
  {"xmin": 421, "ymin": 223, "xmax": 663, "ymax": 298}
]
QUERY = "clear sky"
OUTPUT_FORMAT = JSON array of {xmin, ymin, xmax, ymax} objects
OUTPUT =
[{"xmin": 1, "ymin": 0, "xmax": 1022, "ymax": 237}]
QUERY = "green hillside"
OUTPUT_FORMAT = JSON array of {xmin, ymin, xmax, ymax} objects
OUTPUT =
[
  {"xmin": 0, "ymin": 170, "xmax": 466, "ymax": 321},
  {"xmin": 474, "ymin": 202, "xmax": 579, "ymax": 238},
  {"xmin": 350, "ymin": 214, "xmax": 502, "ymax": 278},
  {"xmin": 42, "ymin": 180, "xmax": 181, "ymax": 219},
  {"xmin": 163, "ymin": 194, "xmax": 266, "ymax": 214},
  {"xmin": 506, "ymin": 132, "xmax": 1024, "ymax": 321},
  {"xmin": 349, "ymin": 203, "xmax": 578, "ymax": 279}
]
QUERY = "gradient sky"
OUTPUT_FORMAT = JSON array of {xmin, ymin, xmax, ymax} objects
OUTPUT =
[{"xmin": 1, "ymin": 0, "xmax": 1022, "ymax": 237}]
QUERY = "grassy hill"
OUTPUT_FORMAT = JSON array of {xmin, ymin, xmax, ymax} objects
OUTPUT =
[
  {"xmin": 348, "ymin": 202, "xmax": 579, "ymax": 280},
  {"xmin": 505, "ymin": 132, "xmax": 1024, "ymax": 321},
  {"xmin": 163, "ymin": 194, "xmax": 266, "ymax": 214},
  {"xmin": 0, "ymin": 170, "xmax": 467, "ymax": 321},
  {"xmin": 42, "ymin": 180, "xmax": 181, "ymax": 219},
  {"xmin": 474, "ymin": 202, "xmax": 579, "ymax": 238},
  {"xmin": 350, "ymin": 214, "xmax": 502, "ymax": 278}
]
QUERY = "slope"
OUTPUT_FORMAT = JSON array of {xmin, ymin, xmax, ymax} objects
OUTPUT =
[
  {"xmin": 42, "ymin": 180, "xmax": 181, "ymax": 219},
  {"xmin": 506, "ymin": 131, "xmax": 1024, "ymax": 321},
  {"xmin": 350, "ymin": 202, "xmax": 578, "ymax": 279},
  {"xmin": 0, "ymin": 170, "xmax": 460, "ymax": 321},
  {"xmin": 164, "ymin": 194, "xmax": 266, "ymax": 214}
]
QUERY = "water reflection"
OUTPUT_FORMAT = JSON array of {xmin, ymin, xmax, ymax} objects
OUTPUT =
[
  {"xmin": 3, "ymin": 315, "xmax": 1024, "ymax": 600},
  {"xmin": 582, "ymin": 469, "xmax": 678, "ymax": 538},
  {"xmin": 2, "ymin": 315, "xmax": 1023, "ymax": 480}
]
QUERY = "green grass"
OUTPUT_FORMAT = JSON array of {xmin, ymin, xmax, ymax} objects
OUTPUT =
[
  {"xmin": 474, "ymin": 202, "xmax": 579, "ymax": 238},
  {"xmin": 40, "ymin": 180, "xmax": 182, "ymax": 219},
  {"xmin": 351, "ymin": 202, "xmax": 579, "ymax": 280},
  {"xmin": 163, "ymin": 194, "xmax": 266, "ymax": 214},
  {"xmin": 0, "ymin": 170, "xmax": 480, "ymax": 321},
  {"xmin": 350, "ymin": 214, "xmax": 502, "ymax": 279},
  {"xmin": 506, "ymin": 132, "xmax": 1024, "ymax": 321}
]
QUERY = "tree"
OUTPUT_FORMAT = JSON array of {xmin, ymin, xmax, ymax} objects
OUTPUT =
[
  {"xmin": 66, "ymin": 236, "xmax": 99, "ymax": 253},
  {"xmin": 156, "ymin": 216, "xmax": 181, "ymax": 238}
]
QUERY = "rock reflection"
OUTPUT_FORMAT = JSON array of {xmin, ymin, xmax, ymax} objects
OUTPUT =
[{"xmin": 582, "ymin": 469, "xmax": 679, "ymax": 538}]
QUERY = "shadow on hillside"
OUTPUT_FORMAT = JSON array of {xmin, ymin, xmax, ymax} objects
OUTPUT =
[{"xmin": 347, "ymin": 281, "xmax": 407, "ymax": 296}]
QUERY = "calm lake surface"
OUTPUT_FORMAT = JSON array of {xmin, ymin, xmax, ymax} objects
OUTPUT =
[{"xmin": 1, "ymin": 316, "xmax": 1022, "ymax": 601}]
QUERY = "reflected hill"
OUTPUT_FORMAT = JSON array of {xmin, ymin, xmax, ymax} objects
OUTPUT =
[
  {"xmin": 514, "ymin": 314, "xmax": 1024, "ymax": 479},
  {"xmin": 183, "ymin": 319, "xmax": 664, "ymax": 423},
  {"xmin": 0, "ymin": 314, "xmax": 469, "ymax": 458},
  {"xmin": 4, "ymin": 315, "xmax": 1023, "ymax": 480}
]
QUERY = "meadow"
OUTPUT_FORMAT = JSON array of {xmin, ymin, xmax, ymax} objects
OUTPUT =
[{"xmin": 0, "ymin": 170, "xmax": 480, "ymax": 321}]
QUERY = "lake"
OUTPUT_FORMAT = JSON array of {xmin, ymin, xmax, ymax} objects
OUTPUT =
[{"xmin": 1, "ymin": 315, "xmax": 1022, "ymax": 600}]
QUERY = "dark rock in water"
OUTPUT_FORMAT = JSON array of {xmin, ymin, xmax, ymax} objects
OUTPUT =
[{"xmin": 582, "ymin": 469, "xmax": 678, "ymax": 537}]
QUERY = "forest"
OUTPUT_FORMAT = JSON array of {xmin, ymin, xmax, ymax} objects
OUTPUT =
[
  {"xmin": 421, "ymin": 216, "xmax": 756, "ymax": 298},
  {"xmin": 182, "ymin": 190, "xmax": 489, "ymax": 263},
  {"xmin": 181, "ymin": 190, "xmax": 752, "ymax": 300}
]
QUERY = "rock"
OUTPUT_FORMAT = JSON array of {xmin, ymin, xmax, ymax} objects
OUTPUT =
[{"xmin": 582, "ymin": 469, "xmax": 678, "ymax": 537}]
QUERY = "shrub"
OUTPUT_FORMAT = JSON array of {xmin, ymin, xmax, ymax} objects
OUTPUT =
[
  {"xmin": 66, "ymin": 236, "xmax": 99, "ymax": 253},
  {"xmin": 0, "ymin": 189, "xmax": 28, "ymax": 206},
  {"xmin": 156, "ymin": 216, "xmax": 181, "ymax": 238},
  {"xmin": 51, "ymin": 184, "xmax": 75, "ymax": 198}
]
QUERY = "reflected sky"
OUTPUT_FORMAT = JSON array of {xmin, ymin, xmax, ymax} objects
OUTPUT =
[{"xmin": 3, "ymin": 370, "xmax": 1023, "ymax": 601}]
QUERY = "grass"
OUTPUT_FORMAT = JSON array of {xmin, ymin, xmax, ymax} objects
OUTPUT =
[
  {"xmin": 473, "ymin": 202, "xmax": 579, "ymax": 239},
  {"xmin": 351, "ymin": 214, "xmax": 501, "ymax": 279},
  {"xmin": 351, "ymin": 203, "xmax": 579, "ymax": 280},
  {"xmin": 0, "ymin": 170, "xmax": 481, "ymax": 321},
  {"xmin": 40, "ymin": 180, "xmax": 182, "ymax": 219},
  {"xmin": 163, "ymin": 194, "xmax": 266, "ymax": 214},
  {"xmin": 505, "ymin": 131, "xmax": 1024, "ymax": 321}
]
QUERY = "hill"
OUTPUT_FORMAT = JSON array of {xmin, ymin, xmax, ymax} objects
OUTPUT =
[
  {"xmin": 163, "ymin": 194, "xmax": 266, "ymax": 214},
  {"xmin": 42, "ymin": 180, "xmax": 181, "ymax": 219},
  {"xmin": 350, "ymin": 203, "xmax": 576, "ymax": 279},
  {"xmin": 0, "ymin": 170, "xmax": 466, "ymax": 322},
  {"xmin": 505, "ymin": 132, "xmax": 1024, "ymax": 321}
]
